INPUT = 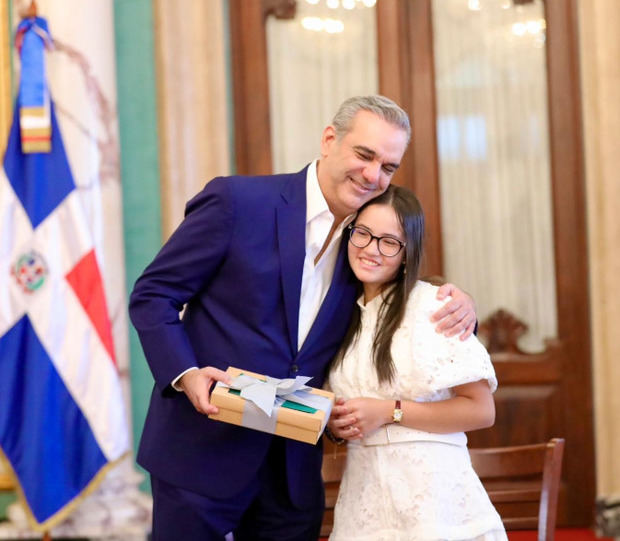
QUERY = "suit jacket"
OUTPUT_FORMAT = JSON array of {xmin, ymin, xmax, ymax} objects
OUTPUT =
[{"xmin": 129, "ymin": 167, "xmax": 358, "ymax": 508}]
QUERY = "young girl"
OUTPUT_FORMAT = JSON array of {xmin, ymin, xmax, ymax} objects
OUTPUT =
[{"xmin": 327, "ymin": 185, "xmax": 507, "ymax": 540}]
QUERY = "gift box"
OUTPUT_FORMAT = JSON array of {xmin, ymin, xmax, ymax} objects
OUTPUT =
[{"xmin": 208, "ymin": 366, "xmax": 334, "ymax": 445}]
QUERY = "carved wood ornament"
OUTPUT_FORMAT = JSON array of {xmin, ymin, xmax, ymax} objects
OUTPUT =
[
  {"xmin": 479, "ymin": 309, "xmax": 529, "ymax": 355},
  {"xmin": 263, "ymin": 0, "xmax": 297, "ymax": 20}
]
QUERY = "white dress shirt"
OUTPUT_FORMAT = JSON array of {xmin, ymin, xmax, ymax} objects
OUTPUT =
[{"xmin": 297, "ymin": 160, "xmax": 354, "ymax": 350}]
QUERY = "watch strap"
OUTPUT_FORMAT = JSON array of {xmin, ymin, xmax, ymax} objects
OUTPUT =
[{"xmin": 392, "ymin": 399, "xmax": 403, "ymax": 423}]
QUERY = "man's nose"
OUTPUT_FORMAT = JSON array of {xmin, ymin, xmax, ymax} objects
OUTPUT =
[{"xmin": 362, "ymin": 160, "xmax": 381, "ymax": 184}]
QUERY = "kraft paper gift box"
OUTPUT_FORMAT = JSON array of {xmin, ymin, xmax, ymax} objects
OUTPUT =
[{"xmin": 208, "ymin": 366, "xmax": 334, "ymax": 445}]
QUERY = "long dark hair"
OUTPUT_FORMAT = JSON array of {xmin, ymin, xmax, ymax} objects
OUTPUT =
[{"xmin": 331, "ymin": 185, "xmax": 425, "ymax": 383}]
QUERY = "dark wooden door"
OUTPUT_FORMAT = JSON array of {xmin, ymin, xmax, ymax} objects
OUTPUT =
[{"xmin": 229, "ymin": 0, "xmax": 594, "ymax": 527}]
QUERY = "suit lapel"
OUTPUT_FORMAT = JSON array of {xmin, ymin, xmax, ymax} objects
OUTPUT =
[
  {"xmin": 277, "ymin": 169, "xmax": 308, "ymax": 355},
  {"xmin": 298, "ymin": 233, "xmax": 353, "ymax": 358}
]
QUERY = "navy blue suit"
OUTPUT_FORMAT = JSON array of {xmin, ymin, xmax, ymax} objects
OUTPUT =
[{"xmin": 129, "ymin": 167, "xmax": 358, "ymax": 529}]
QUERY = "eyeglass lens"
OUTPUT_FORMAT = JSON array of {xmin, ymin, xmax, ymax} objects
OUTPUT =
[{"xmin": 349, "ymin": 227, "xmax": 403, "ymax": 257}]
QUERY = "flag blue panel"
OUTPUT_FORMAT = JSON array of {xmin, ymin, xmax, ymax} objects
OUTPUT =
[
  {"xmin": 3, "ymin": 103, "xmax": 75, "ymax": 229},
  {"xmin": 0, "ymin": 316, "xmax": 107, "ymax": 523}
]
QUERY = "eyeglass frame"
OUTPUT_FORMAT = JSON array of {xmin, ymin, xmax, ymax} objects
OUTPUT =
[{"xmin": 347, "ymin": 224, "xmax": 406, "ymax": 257}]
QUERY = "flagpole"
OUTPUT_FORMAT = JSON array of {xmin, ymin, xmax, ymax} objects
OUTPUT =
[
  {"xmin": 0, "ymin": 0, "xmax": 12, "ymax": 152},
  {"xmin": 0, "ymin": 0, "xmax": 16, "ymax": 521}
]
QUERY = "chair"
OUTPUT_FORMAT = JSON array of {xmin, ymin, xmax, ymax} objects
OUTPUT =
[
  {"xmin": 469, "ymin": 438, "xmax": 565, "ymax": 541},
  {"xmin": 320, "ymin": 446, "xmax": 347, "ymax": 538},
  {"xmin": 321, "ymin": 438, "xmax": 565, "ymax": 540}
]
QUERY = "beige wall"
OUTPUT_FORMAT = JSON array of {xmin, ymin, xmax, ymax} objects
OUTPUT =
[{"xmin": 579, "ymin": 0, "xmax": 620, "ymax": 498}]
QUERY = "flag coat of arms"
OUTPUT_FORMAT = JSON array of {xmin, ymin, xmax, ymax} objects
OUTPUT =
[{"xmin": 0, "ymin": 16, "xmax": 129, "ymax": 530}]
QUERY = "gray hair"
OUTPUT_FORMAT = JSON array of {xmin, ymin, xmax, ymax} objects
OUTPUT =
[{"xmin": 331, "ymin": 95, "xmax": 411, "ymax": 144}]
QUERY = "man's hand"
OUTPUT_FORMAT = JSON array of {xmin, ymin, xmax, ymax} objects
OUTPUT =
[
  {"xmin": 178, "ymin": 367, "xmax": 231, "ymax": 415},
  {"xmin": 431, "ymin": 283, "xmax": 477, "ymax": 340}
]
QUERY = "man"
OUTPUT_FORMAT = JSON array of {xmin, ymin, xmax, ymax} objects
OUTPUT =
[{"xmin": 129, "ymin": 95, "xmax": 476, "ymax": 541}]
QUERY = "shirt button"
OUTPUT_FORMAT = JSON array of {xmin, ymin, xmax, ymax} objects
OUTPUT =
[{"xmin": 291, "ymin": 364, "xmax": 299, "ymax": 373}]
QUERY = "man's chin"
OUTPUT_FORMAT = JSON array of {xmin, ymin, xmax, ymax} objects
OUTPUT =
[
  {"xmin": 334, "ymin": 190, "xmax": 378, "ymax": 216},
  {"xmin": 351, "ymin": 193, "xmax": 377, "ymax": 210}
]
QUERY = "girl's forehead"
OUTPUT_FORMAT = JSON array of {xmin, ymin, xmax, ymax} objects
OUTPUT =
[
  {"xmin": 356, "ymin": 204, "xmax": 404, "ymax": 235},
  {"xmin": 357, "ymin": 203, "xmax": 398, "ymax": 222}
]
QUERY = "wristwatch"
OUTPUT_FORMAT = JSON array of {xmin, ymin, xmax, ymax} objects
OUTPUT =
[{"xmin": 392, "ymin": 400, "xmax": 403, "ymax": 423}]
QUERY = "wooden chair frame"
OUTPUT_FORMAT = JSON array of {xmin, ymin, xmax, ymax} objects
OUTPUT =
[
  {"xmin": 321, "ymin": 438, "xmax": 564, "ymax": 539},
  {"xmin": 469, "ymin": 438, "xmax": 565, "ymax": 540}
]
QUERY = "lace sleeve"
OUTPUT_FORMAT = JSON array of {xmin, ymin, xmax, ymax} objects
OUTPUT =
[
  {"xmin": 427, "ymin": 332, "xmax": 497, "ymax": 393},
  {"xmin": 408, "ymin": 282, "xmax": 498, "ymax": 395}
]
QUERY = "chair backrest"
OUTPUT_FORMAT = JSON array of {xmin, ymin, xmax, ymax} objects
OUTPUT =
[{"xmin": 469, "ymin": 438, "xmax": 565, "ymax": 541}]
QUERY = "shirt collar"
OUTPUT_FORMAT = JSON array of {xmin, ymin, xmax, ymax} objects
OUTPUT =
[
  {"xmin": 306, "ymin": 160, "xmax": 356, "ymax": 227},
  {"xmin": 356, "ymin": 284, "xmax": 398, "ymax": 310},
  {"xmin": 306, "ymin": 160, "xmax": 329, "ymax": 224}
]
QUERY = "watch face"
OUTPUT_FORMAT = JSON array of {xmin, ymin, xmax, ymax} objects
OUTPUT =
[{"xmin": 393, "ymin": 409, "xmax": 403, "ymax": 423}]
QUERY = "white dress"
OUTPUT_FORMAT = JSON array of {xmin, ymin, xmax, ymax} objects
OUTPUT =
[{"xmin": 327, "ymin": 281, "xmax": 507, "ymax": 541}]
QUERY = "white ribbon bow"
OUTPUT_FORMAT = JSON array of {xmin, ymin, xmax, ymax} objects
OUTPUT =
[{"xmin": 227, "ymin": 374, "xmax": 313, "ymax": 416}]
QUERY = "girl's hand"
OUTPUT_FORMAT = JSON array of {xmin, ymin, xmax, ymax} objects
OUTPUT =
[
  {"xmin": 341, "ymin": 397, "xmax": 393, "ymax": 437},
  {"xmin": 328, "ymin": 398, "xmax": 362, "ymax": 440}
]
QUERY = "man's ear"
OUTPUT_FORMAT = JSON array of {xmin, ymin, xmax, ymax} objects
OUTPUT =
[{"xmin": 320, "ymin": 124, "xmax": 337, "ymax": 156}]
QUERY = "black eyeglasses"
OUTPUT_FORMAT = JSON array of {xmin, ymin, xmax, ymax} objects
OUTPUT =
[{"xmin": 347, "ymin": 224, "xmax": 406, "ymax": 257}]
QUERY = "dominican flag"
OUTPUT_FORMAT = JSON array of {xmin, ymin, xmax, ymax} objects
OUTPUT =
[{"xmin": 0, "ymin": 17, "xmax": 129, "ymax": 531}]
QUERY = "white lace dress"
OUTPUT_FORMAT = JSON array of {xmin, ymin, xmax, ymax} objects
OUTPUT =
[{"xmin": 327, "ymin": 281, "xmax": 507, "ymax": 541}]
